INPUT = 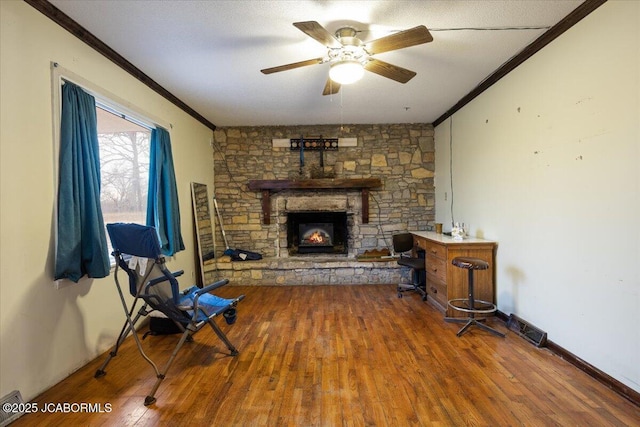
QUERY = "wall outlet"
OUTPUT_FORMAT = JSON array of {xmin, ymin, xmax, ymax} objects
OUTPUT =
[{"xmin": 444, "ymin": 192, "xmax": 448, "ymax": 201}]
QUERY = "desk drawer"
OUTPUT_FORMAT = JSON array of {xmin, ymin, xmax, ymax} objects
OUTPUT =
[
  {"xmin": 426, "ymin": 275, "xmax": 447, "ymax": 309},
  {"xmin": 426, "ymin": 254, "xmax": 446, "ymax": 282},
  {"xmin": 424, "ymin": 241, "xmax": 446, "ymax": 260},
  {"xmin": 414, "ymin": 236, "xmax": 427, "ymax": 251}
]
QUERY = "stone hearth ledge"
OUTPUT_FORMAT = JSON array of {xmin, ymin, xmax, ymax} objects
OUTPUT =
[
  {"xmin": 214, "ymin": 256, "xmax": 404, "ymax": 286},
  {"xmin": 216, "ymin": 256, "xmax": 398, "ymax": 270}
]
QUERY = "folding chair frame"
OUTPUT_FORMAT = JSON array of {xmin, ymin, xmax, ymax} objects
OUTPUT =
[{"xmin": 95, "ymin": 223, "xmax": 244, "ymax": 406}]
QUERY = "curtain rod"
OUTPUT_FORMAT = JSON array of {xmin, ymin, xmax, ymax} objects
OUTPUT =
[{"xmin": 53, "ymin": 62, "xmax": 172, "ymax": 131}]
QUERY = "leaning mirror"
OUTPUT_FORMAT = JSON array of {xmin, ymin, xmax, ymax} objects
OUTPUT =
[{"xmin": 191, "ymin": 182, "xmax": 216, "ymax": 286}]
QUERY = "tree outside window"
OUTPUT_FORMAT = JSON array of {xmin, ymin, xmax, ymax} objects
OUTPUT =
[{"xmin": 96, "ymin": 106, "xmax": 150, "ymax": 252}]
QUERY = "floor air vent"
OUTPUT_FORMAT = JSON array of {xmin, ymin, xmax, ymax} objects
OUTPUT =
[
  {"xmin": 507, "ymin": 314, "xmax": 547, "ymax": 347},
  {"xmin": 0, "ymin": 390, "xmax": 25, "ymax": 427}
]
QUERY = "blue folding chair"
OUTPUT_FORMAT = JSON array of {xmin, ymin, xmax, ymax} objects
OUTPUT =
[{"xmin": 95, "ymin": 223, "xmax": 244, "ymax": 406}]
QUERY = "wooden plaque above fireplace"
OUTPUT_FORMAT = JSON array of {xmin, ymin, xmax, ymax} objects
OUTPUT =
[{"xmin": 247, "ymin": 178, "xmax": 382, "ymax": 225}]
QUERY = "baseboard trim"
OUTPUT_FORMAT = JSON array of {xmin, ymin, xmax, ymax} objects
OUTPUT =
[
  {"xmin": 545, "ymin": 340, "xmax": 640, "ymax": 407},
  {"xmin": 496, "ymin": 310, "xmax": 639, "ymax": 407},
  {"xmin": 495, "ymin": 310, "xmax": 510, "ymax": 323}
]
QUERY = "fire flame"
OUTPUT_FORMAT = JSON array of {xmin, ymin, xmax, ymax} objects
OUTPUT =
[{"xmin": 308, "ymin": 231, "xmax": 325, "ymax": 243}]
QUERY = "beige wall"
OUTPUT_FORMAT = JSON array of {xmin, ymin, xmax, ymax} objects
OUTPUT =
[
  {"xmin": 434, "ymin": 1, "xmax": 639, "ymax": 392},
  {"xmin": 0, "ymin": 1, "xmax": 214, "ymax": 400}
]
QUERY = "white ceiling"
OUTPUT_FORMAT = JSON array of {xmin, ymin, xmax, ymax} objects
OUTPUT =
[{"xmin": 48, "ymin": 0, "xmax": 584, "ymax": 128}]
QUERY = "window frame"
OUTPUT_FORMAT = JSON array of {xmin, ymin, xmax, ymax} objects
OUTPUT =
[{"xmin": 51, "ymin": 62, "xmax": 170, "ymax": 288}]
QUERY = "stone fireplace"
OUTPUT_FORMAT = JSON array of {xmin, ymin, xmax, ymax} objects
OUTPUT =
[{"xmin": 211, "ymin": 123, "xmax": 435, "ymax": 285}]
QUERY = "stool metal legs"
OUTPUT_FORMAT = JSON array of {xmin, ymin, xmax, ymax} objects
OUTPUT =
[{"xmin": 445, "ymin": 269, "xmax": 505, "ymax": 337}]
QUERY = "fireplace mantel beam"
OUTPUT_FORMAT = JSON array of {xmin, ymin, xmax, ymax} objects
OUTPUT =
[{"xmin": 247, "ymin": 178, "xmax": 382, "ymax": 225}]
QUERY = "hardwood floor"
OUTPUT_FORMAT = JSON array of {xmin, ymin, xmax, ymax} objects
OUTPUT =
[{"xmin": 13, "ymin": 285, "xmax": 639, "ymax": 426}]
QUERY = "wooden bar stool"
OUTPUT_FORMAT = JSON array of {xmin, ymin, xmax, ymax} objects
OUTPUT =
[{"xmin": 445, "ymin": 256, "xmax": 505, "ymax": 337}]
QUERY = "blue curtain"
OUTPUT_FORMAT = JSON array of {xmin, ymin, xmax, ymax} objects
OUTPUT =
[
  {"xmin": 146, "ymin": 127, "xmax": 185, "ymax": 256},
  {"xmin": 54, "ymin": 82, "xmax": 110, "ymax": 282}
]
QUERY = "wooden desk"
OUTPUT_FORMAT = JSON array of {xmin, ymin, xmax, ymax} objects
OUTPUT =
[{"xmin": 411, "ymin": 231, "xmax": 497, "ymax": 318}]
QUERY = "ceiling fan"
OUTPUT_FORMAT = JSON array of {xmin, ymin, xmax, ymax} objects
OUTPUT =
[{"xmin": 261, "ymin": 21, "xmax": 433, "ymax": 95}]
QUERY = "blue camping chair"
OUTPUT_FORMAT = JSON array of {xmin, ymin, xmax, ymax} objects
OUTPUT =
[{"xmin": 95, "ymin": 223, "xmax": 244, "ymax": 406}]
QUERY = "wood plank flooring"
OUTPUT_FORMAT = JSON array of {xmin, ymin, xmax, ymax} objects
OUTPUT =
[{"xmin": 12, "ymin": 285, "xmax": 639, "ymax": 426}]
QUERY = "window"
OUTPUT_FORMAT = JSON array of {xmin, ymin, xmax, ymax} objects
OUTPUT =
[
  {"xmin": 95, "ymin": 105, "xmax": 151, "ymax": 258},
  {"xmin": 96, "ymin": 105, "xmax": 151, "ymax": 226},
  {"xmin": 52, "ymin": 64, "xmax": 183, "ymax": 285}
]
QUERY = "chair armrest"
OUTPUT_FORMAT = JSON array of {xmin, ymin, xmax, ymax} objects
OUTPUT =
[
  {"xmin": 148, "ymin": 277, "xmax": 167, "ymax": 287},
  {"xmin": 146, "ymin": 270, "xmax": 183, "ymax": 287},
  {"xmin": 190, "ymin": 279, "xmax": 232, "ymax": 317},
  {"xmin": 147, "ymin": 271, "xmax": 183, "ymax": 288},
  {"xmin": 195, "ymin": 279, "xmax": 229, "ymax": 295}
]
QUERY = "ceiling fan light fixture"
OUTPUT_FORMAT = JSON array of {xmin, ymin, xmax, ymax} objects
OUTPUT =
[{"xmin": 329, "ymin": 60, "xmax": 364, "ymax": 85}]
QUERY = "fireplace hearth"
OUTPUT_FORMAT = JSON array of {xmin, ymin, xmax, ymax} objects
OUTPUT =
[{"xmin": 288, "ymin": 212, "xmax": 347, "ymax": 255}]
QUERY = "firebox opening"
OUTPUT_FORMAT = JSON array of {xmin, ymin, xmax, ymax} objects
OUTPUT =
[
  {"xmin": 300, "ymin": 223, "xmax": 333, "ymax": 247},
  {"xmin": 287, "ymin": 212, "xmax": 348, "ymax": 255}
]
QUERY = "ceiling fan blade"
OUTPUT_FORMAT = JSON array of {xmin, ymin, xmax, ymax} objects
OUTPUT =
[
  {"xmin": 293, "ymin": 21, "xmax": 342, "ymax": 49},
  {"xmin": 322, "ymin": 78, "xmax": 341, "ymax": 96},
  {"xmin": 364, "ymin": 59, "xmax": 416, "ymax": 83},
  {"xmin": 365, "ymin": 25, "xmax": 433, "ymax": 55},
  {"xmin": 261, "ymin": 58, "xmax": 324, "ymax": 74}
]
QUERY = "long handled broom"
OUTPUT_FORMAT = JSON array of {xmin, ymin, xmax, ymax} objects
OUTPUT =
[{"xmin": 212, "ymin": 195, "xmax": 235, "ymax": 256}]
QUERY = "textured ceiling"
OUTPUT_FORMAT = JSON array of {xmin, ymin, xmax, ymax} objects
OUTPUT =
[{"xmin": 47, "ymin": 0, "xmax": 585, "ymax": 127}]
